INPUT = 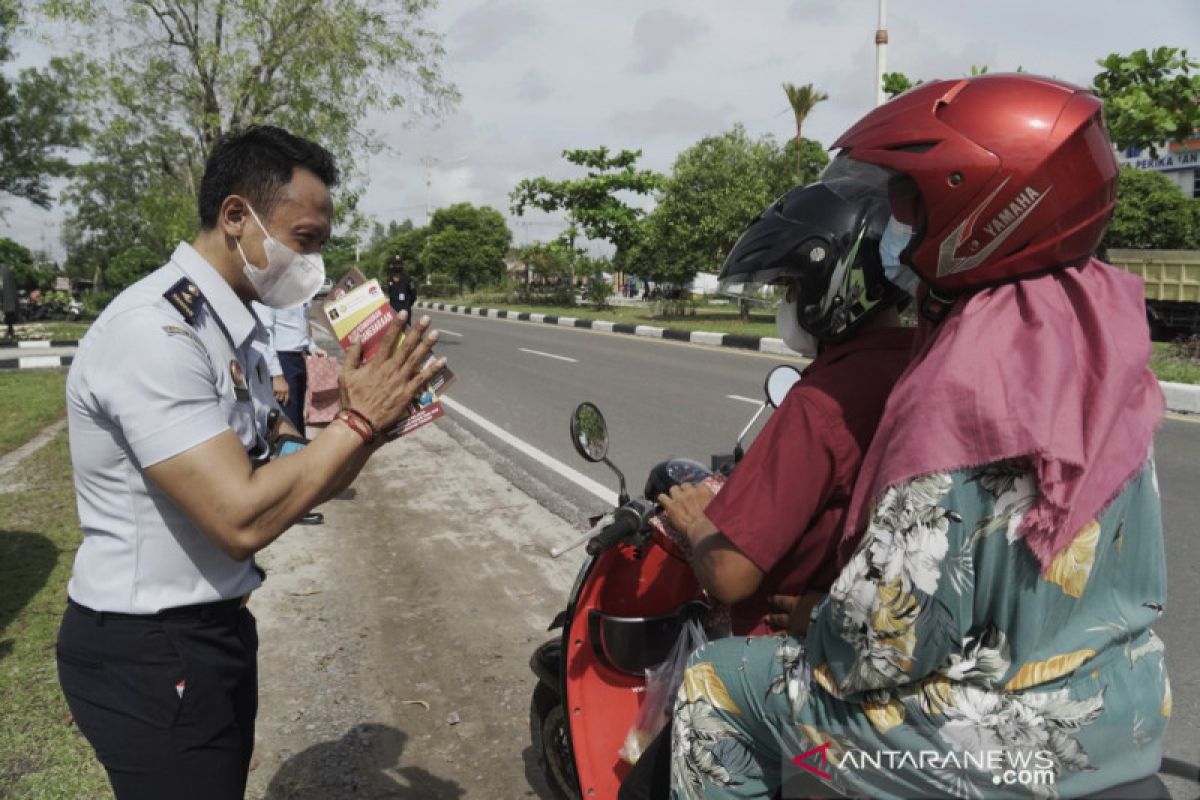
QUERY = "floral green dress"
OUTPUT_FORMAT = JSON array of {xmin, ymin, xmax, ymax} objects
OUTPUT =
[{"xmin": 670, "ymin": 460, "xmax": 1171, "ymax": 799}]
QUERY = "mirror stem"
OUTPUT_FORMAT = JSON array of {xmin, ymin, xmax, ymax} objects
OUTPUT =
[
  {"xmin": 734, "ymin": 402, "xmax": 768, "ymax": 460},
  {"xmin": 602, "ymin": 457, "xmax": 630, "ymax": 505}
]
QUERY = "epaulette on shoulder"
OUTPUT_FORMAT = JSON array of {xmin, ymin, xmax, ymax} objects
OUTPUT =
[{"xmin": 163, "ymin": 277, "xmax": 206, "ymax": 324}]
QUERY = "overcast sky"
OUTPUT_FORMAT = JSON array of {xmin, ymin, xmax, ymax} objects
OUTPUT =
[{"xmin": 3, "ymin": 0, "xmax": 1198, "ymax": 259}]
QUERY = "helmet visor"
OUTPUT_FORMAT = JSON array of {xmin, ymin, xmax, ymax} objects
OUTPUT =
[
  {"xmin": 716, "ymin": 274, "xmax": 790, "ymax": 306},
  {"xmin": 821, "ymin": 155, "xmax": 923, "ymax": 227}
]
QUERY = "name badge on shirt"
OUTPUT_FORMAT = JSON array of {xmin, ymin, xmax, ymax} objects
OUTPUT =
[{"xmin": 230, "ymin": 360, "xmax": 250, "ymax": 402}]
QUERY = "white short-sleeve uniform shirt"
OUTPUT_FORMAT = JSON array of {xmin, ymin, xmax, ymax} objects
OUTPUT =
[{"xmin": 66, "ymin": 242, "xmax": 279, "ymax": 613}]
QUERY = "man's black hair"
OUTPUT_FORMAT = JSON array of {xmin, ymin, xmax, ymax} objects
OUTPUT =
[{"xmin": 198, "ymin": 125, "xmax": 339, "ymax": 229}]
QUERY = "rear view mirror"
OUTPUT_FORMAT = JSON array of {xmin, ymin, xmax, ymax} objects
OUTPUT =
[
  {"xmin": 570, "ymin": 402, "xmax": 610, "ymax": 463},
  {"xmin": 764, "ymin": 365, "xmax": 802, "ymax": 408}
]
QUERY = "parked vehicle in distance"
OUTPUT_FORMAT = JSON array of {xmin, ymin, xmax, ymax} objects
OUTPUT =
[{"xmin": 1108, "ymin": 249, "xmax": 1200, "ymax": 339}]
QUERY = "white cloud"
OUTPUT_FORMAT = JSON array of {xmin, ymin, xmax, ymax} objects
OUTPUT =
[
  {"xmin": 788, "ymin": 0, "xmax": 842, "ymax": 24},
  {"xmin": 610, "ymin": 97, "xmax": 736, "ymax": 141},
  {"xmin": 445, "ymin": 0, "xmax": 539, "ymax": 62},
  {"xmin": 630, "ymin": 9, "xmax": 707, "ymax": 74},
  {"xmin": 515, "ymin": 69, "xmax": 552, "ymax": 104}
]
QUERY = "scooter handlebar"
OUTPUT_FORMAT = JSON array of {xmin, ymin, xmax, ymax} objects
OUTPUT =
[
  {"xmin": 586, "ymin": 498, "xmax": 657, "ymax": 556},
  {"xmin": 550, "ymin": 513, "xmax": 614, "ymax": 559}
]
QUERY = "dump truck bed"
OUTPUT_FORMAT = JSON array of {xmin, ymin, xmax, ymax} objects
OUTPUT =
[
  {"xmin": 1107, "ymin": 249, "xmax": 1200, "ymax": 303},
  {"xmin": 1108, "ymin": 249, "xmax": 1200, "ymax": 337}
]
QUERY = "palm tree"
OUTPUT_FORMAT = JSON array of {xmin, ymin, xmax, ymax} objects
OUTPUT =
[{"xmin": 782, "ymin": 82, "xmax": 829, "ymax": 175}]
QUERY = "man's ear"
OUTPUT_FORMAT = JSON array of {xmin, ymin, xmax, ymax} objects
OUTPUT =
[{"xmin": 219, "ymin": 195, "xmax": 249, "ymax": 239}]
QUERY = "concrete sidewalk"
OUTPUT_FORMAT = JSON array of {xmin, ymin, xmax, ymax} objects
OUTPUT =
[{"xmin": 245, "ymin": 416, "xmax": 583, "ymax": 799}]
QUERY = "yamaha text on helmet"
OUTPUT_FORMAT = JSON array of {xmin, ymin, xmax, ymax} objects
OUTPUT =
[{"xmin": 828, "ymin": 73, "xmax": 1119, "ymax": 292}]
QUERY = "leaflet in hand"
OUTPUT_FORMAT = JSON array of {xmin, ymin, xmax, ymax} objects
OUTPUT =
[{"xmin": 322, "ymin": 277, "xmax": 453, "ymax": 437}]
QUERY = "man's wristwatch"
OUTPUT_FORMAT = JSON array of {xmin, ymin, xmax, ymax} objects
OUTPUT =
[{"xmin": 334, "ymin": 408, "xmax": 377, "ymax": 445}]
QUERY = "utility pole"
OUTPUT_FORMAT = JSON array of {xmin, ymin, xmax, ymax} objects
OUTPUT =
[
  {"xmin": 875, "ymin": 0, "xmax": 888, "ymax": 106},
  {"xmin": 419, "ymin": 155, "xmax": 438, "ymax": 226},
  {"xmin": 419, "ymin": 154, "xmax": 469, "ymax": 225}
]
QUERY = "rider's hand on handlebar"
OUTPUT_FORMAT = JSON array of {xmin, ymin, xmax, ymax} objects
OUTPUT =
[
  {"xmin": 658, "ymin": 483, "xmax": 719, "ymax": 545},
  {"xmin": 767, "ymin": 592, "xmax": 825, "ymax": 637}
]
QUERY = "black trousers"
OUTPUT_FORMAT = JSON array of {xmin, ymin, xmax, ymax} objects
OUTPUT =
[
  {"xmin": 278, "ymin": 350, "xmax": 308, "ymax": 436},
  {"xmin": 56, "ymin": 599, "xmax": 259, "ymax": 800}
]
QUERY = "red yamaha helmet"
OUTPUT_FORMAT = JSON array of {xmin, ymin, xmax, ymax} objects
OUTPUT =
[{"xmin": 827, "ymin": 74, "xmax": 1118, "ymax": 291}]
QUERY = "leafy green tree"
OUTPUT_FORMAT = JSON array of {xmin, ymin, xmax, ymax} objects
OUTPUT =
[
  {"xmin": 38, "ymin": 0, "xmax": 458, "ymax": 275},
  {"xmin": 630, "ymin": 124, "xmax": 828, "ymax": 287},
  {"xmin": 585, "ymin": 272, "xmax": 613, "ymax": 310},
  {"xmin": 420, "ymin": 203, "xmax": 511, "ymax": 293},
  {"xmin": 1093, "ymin": 48, "xmax": 1200, "ymax": 156},
  {"xmin": 882, "ymin": 71, "xmax": 922, "ymax": 99},
  {"xmin": 517, "ymin": 240, "xmax": 575, "ymax": 283},
  {"xmin": 0, "ymin": 236, "xmax": 46, "ymax": 289},
  {"xmin": 510, "ymin": 147, "xmax": 663, "ymax": 260},
  {"xmin": 0, "ymin": 2, "xmax": 86, "ymax": 207},
  {"xmin": 321, "ymin": 234, "xmax": 361, "ymax": 284},
  {"xmin": 1101, "ymin": 167, "xmax": 1200, "ymax": 251},
  {"xmin": 361, "ymin": 220, "xmax": 426, "ymax": 281},
  {"xmin": 782, "ymin": 82, "xmax": 828, "ymax": 181},
  {"xmin": 60, "ymin": 124, "xmax": 196, "ymax": 284},
  {"xmin": 103, "ymin": 244, "xmax": 160, "ymax": 289},
  {"xmin": 781, "ymin": 82, "xmax": 828, "ymax": 144}
]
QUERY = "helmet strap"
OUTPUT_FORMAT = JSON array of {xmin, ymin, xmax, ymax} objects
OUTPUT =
[{"xmin": 919, "ymin": 287, "xmax": 957, "ymax": 323}]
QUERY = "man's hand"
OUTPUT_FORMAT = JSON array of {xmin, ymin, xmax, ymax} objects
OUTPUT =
[
  {"xmin": 767, "ymin": 592, "xmax": 825, "ymax": 637},
  {"xmin": 272, "ymin": 375, "xmax": 289, "ymax": 404},
  {"xmin": 311, "ymin": 345, "xmax": 327, "ymax": 358},
  {"xmin": 660, "ymin": 483, "xmax": 765, "ymax": 605},
  {"xmin": 338, "ymin": 311, "xmax": 446, "ymax": 433},
  {"xmin": 658, "ymin": 483, "xmax": 719, "ymax": 544}
]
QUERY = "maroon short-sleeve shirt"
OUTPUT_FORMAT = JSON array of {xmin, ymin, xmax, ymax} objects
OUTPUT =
[{"xmin": 704, "ymin": 326, "xmax": 915, "ymax": 635}]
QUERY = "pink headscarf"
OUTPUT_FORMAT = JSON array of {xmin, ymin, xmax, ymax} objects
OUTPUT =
[{"xmin": 840, "ymin": 259, "xmax": 1164, "ymax": 572}]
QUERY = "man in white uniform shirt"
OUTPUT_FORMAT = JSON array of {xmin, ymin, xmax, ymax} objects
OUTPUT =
[{"xmin": 57, "ymin": 125, "xmax": 446, "ymax": 799}]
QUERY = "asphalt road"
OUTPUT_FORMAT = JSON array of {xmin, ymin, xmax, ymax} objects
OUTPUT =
[{"xmin": 422, "ymin": 307, "xmax": 1200, "ymax": 782}]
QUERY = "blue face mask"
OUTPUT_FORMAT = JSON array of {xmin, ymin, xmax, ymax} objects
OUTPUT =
[{"xmin": 879, "ymin": 216, "xmax": 920, "ymax": 297}]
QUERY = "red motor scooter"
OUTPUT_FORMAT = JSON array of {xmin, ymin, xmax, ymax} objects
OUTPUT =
[{"xmin": 529, "ymin": 366, "xmax": 803, "ymax": 800}]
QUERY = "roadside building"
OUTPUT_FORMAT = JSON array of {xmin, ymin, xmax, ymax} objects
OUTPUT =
[{"xmin": 1117, "ymin": 135, "xmax": 1200, "ymax": 198}]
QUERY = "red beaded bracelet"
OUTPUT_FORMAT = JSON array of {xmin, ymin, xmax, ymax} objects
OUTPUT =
[{"xmin": 334, "ymin": 408, "xmax": 377, "ymax": 445}]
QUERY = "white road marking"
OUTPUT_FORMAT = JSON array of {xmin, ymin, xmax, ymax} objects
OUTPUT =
[
  {"xmin": 440, "ymin": 396, "xmax": 619, "ymax": 506},
  {"xmin": 518, "ymin": 347, "xmax": 577, "ymax": 363},
  {"xmin": 438, "ymin": 329, "xmax": 464, "ymax": 337},
  {"xmin": 727, "ymin": 394, "xmax": 761, "ymax": 405}
]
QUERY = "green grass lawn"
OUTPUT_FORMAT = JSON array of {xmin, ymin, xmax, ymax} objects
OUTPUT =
[
  {"xmin": 5, "ymin": 322, "xmax": 91, "ymax": 342},
  {"xmin": 0, "ymin": 372, "xmax": 68, "ymax": 458},
  {"xmin": 1151, "ymin": 342, "xmax": 1200, "ymax": 385},
  {"xmin": 0, "ymin": 432, "xmax": 109, "ymax": 799}
]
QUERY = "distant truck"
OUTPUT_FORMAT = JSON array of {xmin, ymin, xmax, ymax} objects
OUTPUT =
[{"xmin": 1107, "ymin": 249, "xmax": 1200, "ymax": 340}]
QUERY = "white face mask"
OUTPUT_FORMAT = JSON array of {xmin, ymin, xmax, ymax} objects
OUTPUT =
[
  {"xmin": 879, "ymin": 215, "xmax": 920, "ymax": 297},
  {"xmin": 775, "ymin": 296, "xmax": 819, "ymax": 357},
  {"xmin": 235, "ymin": 204, "xmax": 326, "ymax": 309}
]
